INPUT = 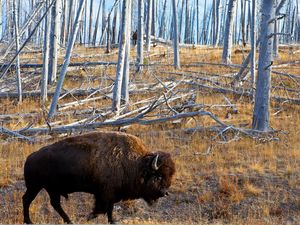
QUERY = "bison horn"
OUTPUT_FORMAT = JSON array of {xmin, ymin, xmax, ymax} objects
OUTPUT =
[{"xmin": 152, "ymin": 154, "xmax": 160, "ymax": 170}]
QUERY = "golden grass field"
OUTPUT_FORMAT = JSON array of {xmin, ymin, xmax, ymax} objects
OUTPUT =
[{"xmin": 0, "ymin": 44, "xmax": 299, "ymax": 224}]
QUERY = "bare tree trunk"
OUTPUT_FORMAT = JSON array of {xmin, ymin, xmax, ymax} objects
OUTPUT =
[
  {"xmin": 88, "ymin": 0, "xmax": 93, "ymax": 44},
  {"xmin": 158, "ymin": 0, "xmax": 167, "ymax": 38},
  {"xmin": 112, "ymin": 3, "xmax": 118, "ymax": 44},
  {"xmin": 61, "ymin": 0, "xmax": 67, "ymax": 45},
  {"xmin": 273, "ymin": 0, "xmax": 288, "ymax": 57},
  {"xmin": 13, "ymin": 0, "xmax": 22, "ymax": 102},
  {"xmin": 250, "ymin": 0, "xmax": 257, "ymax": 99},
  {"xmin": 146, "ymin": 0, "xmax": 152, "ymax": 52},
  {"xmin": 121, "ymin": 0, "xmax": 131, "ymax": 106},
  {"xmin": 222, "ymin": 0, "xmax": 237, "ymax": 63},
  {"xmin": 196, "ymin": 0, "xmax": 200, "ymax": 43},
  {"xmin": 202, "ymin": 0, "xmax": 207, "ymax": 44},
  {"xmin": 184, "ymin": 0, "xmax": 190, "ymax": 43},
  {"xmin": 112, "ymin": 0, "xmax": 131, "ymax": 114},
  {"xmin": 136, "ymin": 0, "xmax": 144, "ymax": 72},
  {"xmin": 151, "ymin": 0, "xmax": 156, "ymax": 39},
  {"xmin": 41, "ymin": 0, "xmax": 51, "ymax": 102},
  {"xmin": 172, "ymin": 0, "xmax": 180, "ymax": 69},
  {"xmin": 48, "ymin": 0, "xmax": 86, "ymax": 118},
  {"xmin": 106, "ymin": 14, "xmax": 111, "ymax": 53},
  {"xmin": 252, "ymin": 0, "xmax": 275, "ymax": 131},
  {"xmin": 179, "ymin": 0, "xmax": 185, "ymax": 43},
  {"xmin": 92, "ymin": 0, "xmax": 102, "ymax": 46},
  {"xmin": 101, "ymin": 0, "xmax": 106, "ymax": 45},
  {"xmin": 49, "ymin": 0, "xmax": 61, "ymax": 84},
  {"xmin": 66, "ymin": 0, "xmax": 74, "ymax": 44}
]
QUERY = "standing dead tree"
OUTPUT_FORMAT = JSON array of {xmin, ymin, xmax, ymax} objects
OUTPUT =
[
  {"xmin": 48, "ymin": 0, "xmax": 86, "ymax": 118},
  {"xmin": 222, "ymin": 0, "xmax": 237, "ymax": 64},
  {"xmin": 13, "ymin": 0, "xmax": 22, "ymax": 102},
  {"xmin": 112, "ymin": 0, "xmax": 132, "ymax": 114},
  {"xmin": 252, "ymin": 0, "xmax": 275, "ymax": 131}
]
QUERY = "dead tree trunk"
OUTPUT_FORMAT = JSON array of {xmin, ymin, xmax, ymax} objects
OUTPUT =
[
  {"xmin": 112, "ymin": 0, "xmax": 131, "ymax": 114},
  {"xmin": 13, "ymin": 0, "xmax": 22, "ymax": 102},
  {"xmin": 49, "ymin": 0, "xmax": 61, "ymax": 84},
  {"xmin": 146, "ymin": 0, "xmax": 152, "ymax": 52},
  {"xmin": 41, "ymin": 0, "xmax": 51, "ymax": 102},
  {"xmin": 136, "ymin": 0, "xmax": 144, "ymax": 72},
  {"xmin": 48, "ymin": 0, "xmax": 86, "ymax": 118},
  {"xmin": 222, "ymin": 0, "xmax": 237, "ymax": 64},
  {"xmin": 252, "ymin": 0, "xmax": 275, "ymax": 131},
  {"xmin": 172, "ymin": 0, "xmax": 180, "ymax": 69}
]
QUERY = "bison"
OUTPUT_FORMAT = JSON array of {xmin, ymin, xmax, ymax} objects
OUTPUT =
[{"xmin": 23, "ymin": 131, "xmax": 175, "ymax": 224}]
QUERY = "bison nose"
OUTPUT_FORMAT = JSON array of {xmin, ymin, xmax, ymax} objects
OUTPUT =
[{"xmin": 165, "ymin": 191, "xmax": 169, "ymax": 196}]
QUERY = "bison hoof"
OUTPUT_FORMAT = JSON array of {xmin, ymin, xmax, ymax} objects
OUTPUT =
[
  {"xmin": 109, "ymin": 219, "xmax": 118, "ymax": 224},
  {"xmin": 87, "ymin": 213, "xmax": 97, "ymax": 221}
]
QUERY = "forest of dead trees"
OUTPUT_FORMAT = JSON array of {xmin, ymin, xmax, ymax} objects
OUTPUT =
[{"xmin": 0, "ymin": 0, "xmax": 299, "ymax": 141}]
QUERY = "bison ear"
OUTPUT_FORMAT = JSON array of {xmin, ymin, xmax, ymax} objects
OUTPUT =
[{"xmin": 151, "ymin": 154, "xmax": 160, "ymax": 171}]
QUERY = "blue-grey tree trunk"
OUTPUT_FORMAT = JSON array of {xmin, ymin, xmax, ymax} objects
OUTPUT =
[
  {"xmin": 252, "ymin": 0, "xmax": 275, "ymax": 131},
  {"xmin": 222, "ymin": 0, "xmax": 237, "ymax": 63},
  {"xmin": 172, "ymin": 0, "xmax": 180, "ymax": 69}
]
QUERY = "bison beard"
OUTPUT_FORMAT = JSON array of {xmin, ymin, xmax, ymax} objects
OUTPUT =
[{"xmin": 22, "ymin": 131, "xmax": 175, "ymax": 224}]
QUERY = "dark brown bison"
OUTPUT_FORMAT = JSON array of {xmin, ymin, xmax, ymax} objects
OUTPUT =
[{"xmin": 23, "ymin": 131, "xmax": 175, "ymax": 224}]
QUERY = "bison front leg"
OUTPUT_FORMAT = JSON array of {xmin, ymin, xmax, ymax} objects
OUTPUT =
[{"xmin": 88, "ymin": 196, "xmax": 116, "ymax": 224}]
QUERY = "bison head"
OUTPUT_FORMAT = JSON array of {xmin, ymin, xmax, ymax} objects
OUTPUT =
[{"xmin": 140, "ymin": 152, "xmax": 175, "ymax": 205}]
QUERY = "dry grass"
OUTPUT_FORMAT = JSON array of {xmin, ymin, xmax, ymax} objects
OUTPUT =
[{"xmin": 0, "ymin": 45, "xmax": 299, "ymax": 224}]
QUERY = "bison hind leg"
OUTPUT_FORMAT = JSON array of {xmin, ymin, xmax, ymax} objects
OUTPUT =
[
  {"xmin": 47, "ymin": 191, "xmax": 72, "ymax": 224},
  {"xmin": 23, "ymin": 187, "xmax": 41, "ymax": 224}
]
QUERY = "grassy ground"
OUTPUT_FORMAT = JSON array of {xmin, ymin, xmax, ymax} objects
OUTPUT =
[{"xmin": 0, "ymin": 44, "xmax": 299, "ymax": 224}]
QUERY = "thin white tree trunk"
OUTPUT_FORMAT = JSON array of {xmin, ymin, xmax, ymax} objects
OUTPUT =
[
  {"xmin": 222, "ymin": 0, "xmax": 237, "ymax": 63},
  {"xmin": 146, "ymin": 0, "xmax": 152, "ymax": 52},
  {"xmin": 112, "ymin": 0, "xmax": 131, "ymax": 113},
  {"xmin": 48, "ymin": 0, "xmax": 86, "ymax": 118},
  {"xmin": 49, "ymin": 0, "xmax": 61, "ymax": 84},
  {"xmin": 172, "ymin": 0, "xmax": 180, "ymax": 69},
  {"xmin": 136, "ymin": 0, "xmax": 144, "ymax": 72},
  {"xmin": 121, "ymin": 0, "xmax": 131, "ymax": 105},
  {"xmin": 41, "ymin": 0, "xmax": 51, "ymax": 102},
  {"xmin": 13, "ymin": 0, "xmax": 22, "ymax": 102},
  {"xmin": 252, "ymin": 0, "xmax": 275, "ymax": 131}
]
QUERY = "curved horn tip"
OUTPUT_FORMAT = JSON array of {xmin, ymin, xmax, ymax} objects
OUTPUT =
[{"xmin": 152, "ymin": 154, "xmax": 159, "ymax": 170}]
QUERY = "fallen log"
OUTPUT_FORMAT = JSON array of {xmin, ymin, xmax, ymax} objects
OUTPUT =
[{"xmin": 19, "ymin": 110, "xmax": 227, "ymax": 136}]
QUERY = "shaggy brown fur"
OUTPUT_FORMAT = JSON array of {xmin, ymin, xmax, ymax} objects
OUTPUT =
[{"xmin": 22, "ymin": 131, "xmax": 175, "ymax": 224}]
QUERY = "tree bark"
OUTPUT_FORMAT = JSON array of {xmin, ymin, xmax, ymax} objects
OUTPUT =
[
  {"xmin": 13, "ymin": 0, "xmax": 22, "ymax": 102},
  {"xmin": 136, "ymin": 0, "xmax": 144, "ymax": 72},
  {"xmin": 112, "ymin": 0, "xmax": 131, "ymax": 113},
  {"xmin": 252, "ymin": 0, "xmax": 275, "ymax": 131},
  {"xmin": 172, "ymin": 0, "xmax": 180, "ymax": 69},
  {"xmin": 41, "ymin": 0, "xmax": 51, "ymax": 102},
  {"xmin": 49, "ymin": 0, "xmax": 61, "ymax": 84},
  {"xmin": 222, "ymin": 0, "xmax": 237, "ymax": 63},
  {"xmin": 48, "ymin": 0, "xmax": 86, "ymax": 118}
]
